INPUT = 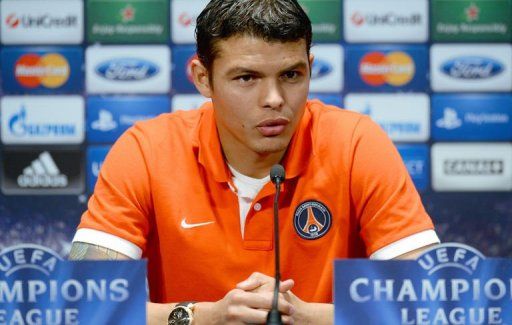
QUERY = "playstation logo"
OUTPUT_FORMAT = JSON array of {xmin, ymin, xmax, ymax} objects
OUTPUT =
[
  {"xmin": 436, "ymin": 107, "xmax": 462, "ymax": 130},
  {"xmin": 91, "ymin": 110, "xmax": 117, "ymax": 132}
]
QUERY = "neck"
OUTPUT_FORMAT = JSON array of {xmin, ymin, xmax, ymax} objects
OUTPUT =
[{"xmin": 221, "ymin": 140, "xmax": 286, "ymax": 179}]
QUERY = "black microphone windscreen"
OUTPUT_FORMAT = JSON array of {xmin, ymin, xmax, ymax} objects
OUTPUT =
[{"xmin": 270, "ymin": 164, "xmax": 285, "ymax": 184}]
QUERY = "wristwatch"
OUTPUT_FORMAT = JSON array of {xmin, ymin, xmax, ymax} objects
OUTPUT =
[{"xmin": 168, "ymin": 302, "xmax": 196, "ymax": 325}]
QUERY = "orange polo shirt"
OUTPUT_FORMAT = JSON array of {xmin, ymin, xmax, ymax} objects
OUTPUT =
[{"xmin": 76, "ymin": 100, "xmax": 435, "ymax": 303}]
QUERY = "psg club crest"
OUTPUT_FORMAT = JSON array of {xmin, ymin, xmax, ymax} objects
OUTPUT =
[{"xmin": 293, "ymin": 200, "xmax": 332, "ymax": 240}]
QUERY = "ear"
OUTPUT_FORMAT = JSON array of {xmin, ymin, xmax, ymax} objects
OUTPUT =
[
  {"xmin": 308, "ymin": 53, "xmax": 315, "ymax": 75},
  {"xmin": 191, "ymin": 59, "xmax": 212, "ymax": 98}
]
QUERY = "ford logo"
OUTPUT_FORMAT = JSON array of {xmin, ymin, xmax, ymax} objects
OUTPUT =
[
  {"xmin": 311, "ymin": 59, "xmax": 332, "ymax": 79},
  {"xmin": 441, "ymin": 56, "xmax": 503, "ymax": 80},
  {"xmin": 95, "ymin": 59, "xmax": 159, "ymax": 81}
]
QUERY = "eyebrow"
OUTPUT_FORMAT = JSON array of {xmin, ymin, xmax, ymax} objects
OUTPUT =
[{"xmin": 225, "ymin": 61, "xmax": 309, "ymax": 77}]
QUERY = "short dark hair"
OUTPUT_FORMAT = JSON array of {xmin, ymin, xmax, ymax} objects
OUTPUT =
[{"xmin": 195, "ymin": 0, "xmax": 312, "ymax": 72}]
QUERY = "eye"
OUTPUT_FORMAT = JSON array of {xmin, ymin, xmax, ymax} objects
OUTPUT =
[
  {"xmin": 235, "ymin": 74, "xmax": 254, "ymax": 83},
  {"xmin": 282, "ymin": 70, "xmax": 300, "ymax": 80}
]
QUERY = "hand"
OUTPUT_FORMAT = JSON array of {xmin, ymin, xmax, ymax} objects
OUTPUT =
[
  {"xmin": 236, "ymin": 272, "xmax": 294, "ymax": 294},
  {"xmin": 199, "ymin": 272, "xmax": 295, "ymax": 324},
  {"xmin": 237, "ymin": 272, "xmax": 310, "ymax": 325}
]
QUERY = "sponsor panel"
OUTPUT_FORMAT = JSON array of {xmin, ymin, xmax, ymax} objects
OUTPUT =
[
  {"xmin": 172, "ymin": 46, "xmax": 198, "ymax": 93},
  {"xmin": 432, "ymin": 143, "xmax": 512, "ymax": 191},
  {"xmin": 432, "ymin": 94, "xmax": 512, "ymax": 141},
  {"xmin": 1, "ymin": 96, "xmax": 84, "ymax": 145},
  {"xmin": 298, "ymin": 0, "xmax": 341, "ymax": 42},
  {"xmin": 1, "ymin": 47, "xmax": 83, "ymax": 94},
  {"xmin": 345, "ymin": 93, "xmax": 430, "ymax": 142},
  {"xmin": 86, "ymin": 45, "xmax": 171, "ymax": 94},
  {"xmin": 308, "ymin": 94, "xmax": 343, "ymax": 108},
  {"xmin": 430, "ymin": 44, "xmax": 512, "ymax": 92},
  {"xmin": 432, "ymin": 0, "xmax": 512, "ymax": 42},
  {"xmin": 171, "ymin": 94, "xmax": 210, "ymax": 112},
  {"xmin": 310, "ymin": 44, "xmax": 343, "ymax": 92},
  {"xmin": 396, "ymin": 144, "xmax": 429, "ymax": 192},
  {"xmin": 0, "ymin": 0, "xmax": 83, "ymax": 44},
  {"xmin": 343, "ymin": 0, "xmax": 428, "ymax": 43},
  {"xmin": 86, "ymin": 145, "xmax": 111, "ymax": 193},
  {"xmin": 346, "ymin": 45, "xmax": 428, "ymax": 92},
  {"xmin": 87, "ymin": 96, "xmax": 170, "ymax": 143},
  {"xmin": 171, "ymin": 0, "xmax": 208, "ymax": 44},
  {"xmin": 87, "ymin": 0, "xmax": 169, "ymax": 43},
  {"xmin": 1, "ymin": 148, "xmax": 84, "ymax": 195}
]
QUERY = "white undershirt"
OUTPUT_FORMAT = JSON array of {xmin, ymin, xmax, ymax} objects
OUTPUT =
[{"xmin": 227, "ymin": 164, "xmax": 269, "ymax": 237}]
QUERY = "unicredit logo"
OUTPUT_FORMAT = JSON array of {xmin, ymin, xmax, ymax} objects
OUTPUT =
[
  {"xmin": 95, "ymin": 59, "xmax": 159, "ymax": 81},
  {"xmin": 5, "ymin": 14, "xmax": 20, "ymax": 28},
  {"xmin": 441, "ymin": 57, "xmax": 504, "ymax": 80},
  {"xmin": 4, "ymin": 13, "xmax": 78, "ymax": 29},
  {"xmin": 350, "ymin": 11, "xmax": 422, "ymax": 26},
  {"xmin": 311, "ymin": 59, "xmax": 332, "ymax": 79}
]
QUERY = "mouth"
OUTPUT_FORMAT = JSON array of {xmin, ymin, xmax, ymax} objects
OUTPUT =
[{"xmin": 256, "ymin": 118, "xmax": 289, "ymax": 137}]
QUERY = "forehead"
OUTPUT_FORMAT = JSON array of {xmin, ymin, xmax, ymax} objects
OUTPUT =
[{"xmin": 212, "ymin": 35, "xmax": 309, "ymax": 73}]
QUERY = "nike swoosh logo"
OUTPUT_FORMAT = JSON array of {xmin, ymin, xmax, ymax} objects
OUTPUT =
[{"xmin": 181, "ymin": 218, "xmax": 215, "ymax": 229}]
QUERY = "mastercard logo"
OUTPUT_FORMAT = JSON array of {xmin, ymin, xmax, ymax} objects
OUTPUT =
[
  {"xmin": 14, "ymin": 53, "xmax": 70, "ymax": 89},
  {"xmin": 359, "ymin": 51, "xmax": 415, "ymax": 87}
]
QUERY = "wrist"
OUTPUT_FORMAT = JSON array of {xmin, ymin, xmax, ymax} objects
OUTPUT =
[{"xmin": 191, "ymin": 302, "xmax": 216, "ymax": 325}]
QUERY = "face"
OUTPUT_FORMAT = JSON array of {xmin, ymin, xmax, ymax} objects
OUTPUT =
[{"xmin": 193, "ymin": 35, "xmax": 312, "ymax": 157}]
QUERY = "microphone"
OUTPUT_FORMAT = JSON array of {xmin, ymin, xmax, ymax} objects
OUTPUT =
[{"xmin": 267, "ymin": 164, "xmax": 285, "ymax": 325}]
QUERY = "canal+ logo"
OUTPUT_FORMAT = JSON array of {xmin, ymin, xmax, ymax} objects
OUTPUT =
[
  {"xmin": 14, "ymin": 53, "xmax": 70, "ymax": 89},
  {"xmin": 0, "ymin": 244, "xmax": 62, "ymax": 277},
  {"xmin": 359, "ymin": 51, "xmax": 415, "ymax": 87},
  {"xmin": 95, "ymin": 58, "xmax": 159, "ymax": 81},
  {"xmin": 441, "ymin": 57, "xmax": 504, "ymax": 80},
  {"xmin": 417, "ymin": 243, "xmax": 485, "ymax": 276}
]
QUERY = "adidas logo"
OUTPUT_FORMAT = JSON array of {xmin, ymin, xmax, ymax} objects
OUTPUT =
[{"xmin": 17, "ymin": 151, "xmax": 68, "ymax": 188}]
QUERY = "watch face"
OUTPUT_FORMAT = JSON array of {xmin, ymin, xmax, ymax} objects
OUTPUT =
[{"xmin": 168, "ymin": 306, "xmax": 192, "ymax": 325}]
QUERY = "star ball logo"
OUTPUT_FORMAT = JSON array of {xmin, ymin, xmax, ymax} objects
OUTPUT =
[
  {"xmin": 14, "ymin": 53, "xmax": 70, "ymax": 89},
  {"xmin": 359, "ymin": 51, "xmax": 415, "ymax": 87}
]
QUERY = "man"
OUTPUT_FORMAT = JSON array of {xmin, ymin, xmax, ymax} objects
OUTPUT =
[{"xmin": 70, "ymin": 0, "xmax": 439, "ymax": 323}]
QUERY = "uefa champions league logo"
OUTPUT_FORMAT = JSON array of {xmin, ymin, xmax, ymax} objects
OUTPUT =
[
  {"xmin": 0, "ymin": 243, "xmax": 139, "ymax": 325},
  {"xmin": 344, "ymin": 243, "xmax": 511, "ymax": 324}
]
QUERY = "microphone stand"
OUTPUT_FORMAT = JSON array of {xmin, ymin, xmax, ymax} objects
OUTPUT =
[{"xmin": 267, "ymin": 165, "xmax": 284, "ymax": 325}]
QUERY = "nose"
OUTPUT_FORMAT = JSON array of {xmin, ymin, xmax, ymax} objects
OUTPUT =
[{"xmin": 260, "ymin": 79, "xmax": 284, "ymax": 110}]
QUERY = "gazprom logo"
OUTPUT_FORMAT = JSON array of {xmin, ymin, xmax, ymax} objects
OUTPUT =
[
  {"xmin": 441, "ymin": 56, "xmax": 503, "ymax": 80},
  {"xmin": 95, "ymin": 58, "xmax": 159, "ymax": 81},
  {"xmin": 8, "ymin": 106, "xmax": 76, "ymax": 137},
  {"xmin": 311, "ymin": 59, "xmax": 332, "ymax": 79}
]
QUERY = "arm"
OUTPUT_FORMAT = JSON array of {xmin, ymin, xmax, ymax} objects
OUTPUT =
[{"xmin": 69, "ymin": 243, "xmax": 295, "ymax": 324}]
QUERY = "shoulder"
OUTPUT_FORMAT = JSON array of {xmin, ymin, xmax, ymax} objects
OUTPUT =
[
  {"xmin": 127, "ymin": 104, "xmax": 212, "ymax": 147},
  {"xmin": 305, "ymin": 99, "xmax": 380, "ymax": 148}
]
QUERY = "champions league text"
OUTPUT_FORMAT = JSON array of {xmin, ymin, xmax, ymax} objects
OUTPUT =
[
  {"xmin": 0, "ymin": 246, "xmax": 131, "ymax": 325},
  {"xmin": 347, "ymin": 246, "xmax": 507, "ymax": 324}
]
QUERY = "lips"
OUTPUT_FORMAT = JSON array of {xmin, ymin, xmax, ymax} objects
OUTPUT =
[{"xmin": 256, "ymin": 118, "xmax": 289, "ymax": 137}]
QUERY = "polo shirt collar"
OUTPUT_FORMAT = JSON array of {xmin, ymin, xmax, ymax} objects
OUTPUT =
[{"xmin": 196, "ymin": 101, "xmax": 314, "ymax": 182}]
